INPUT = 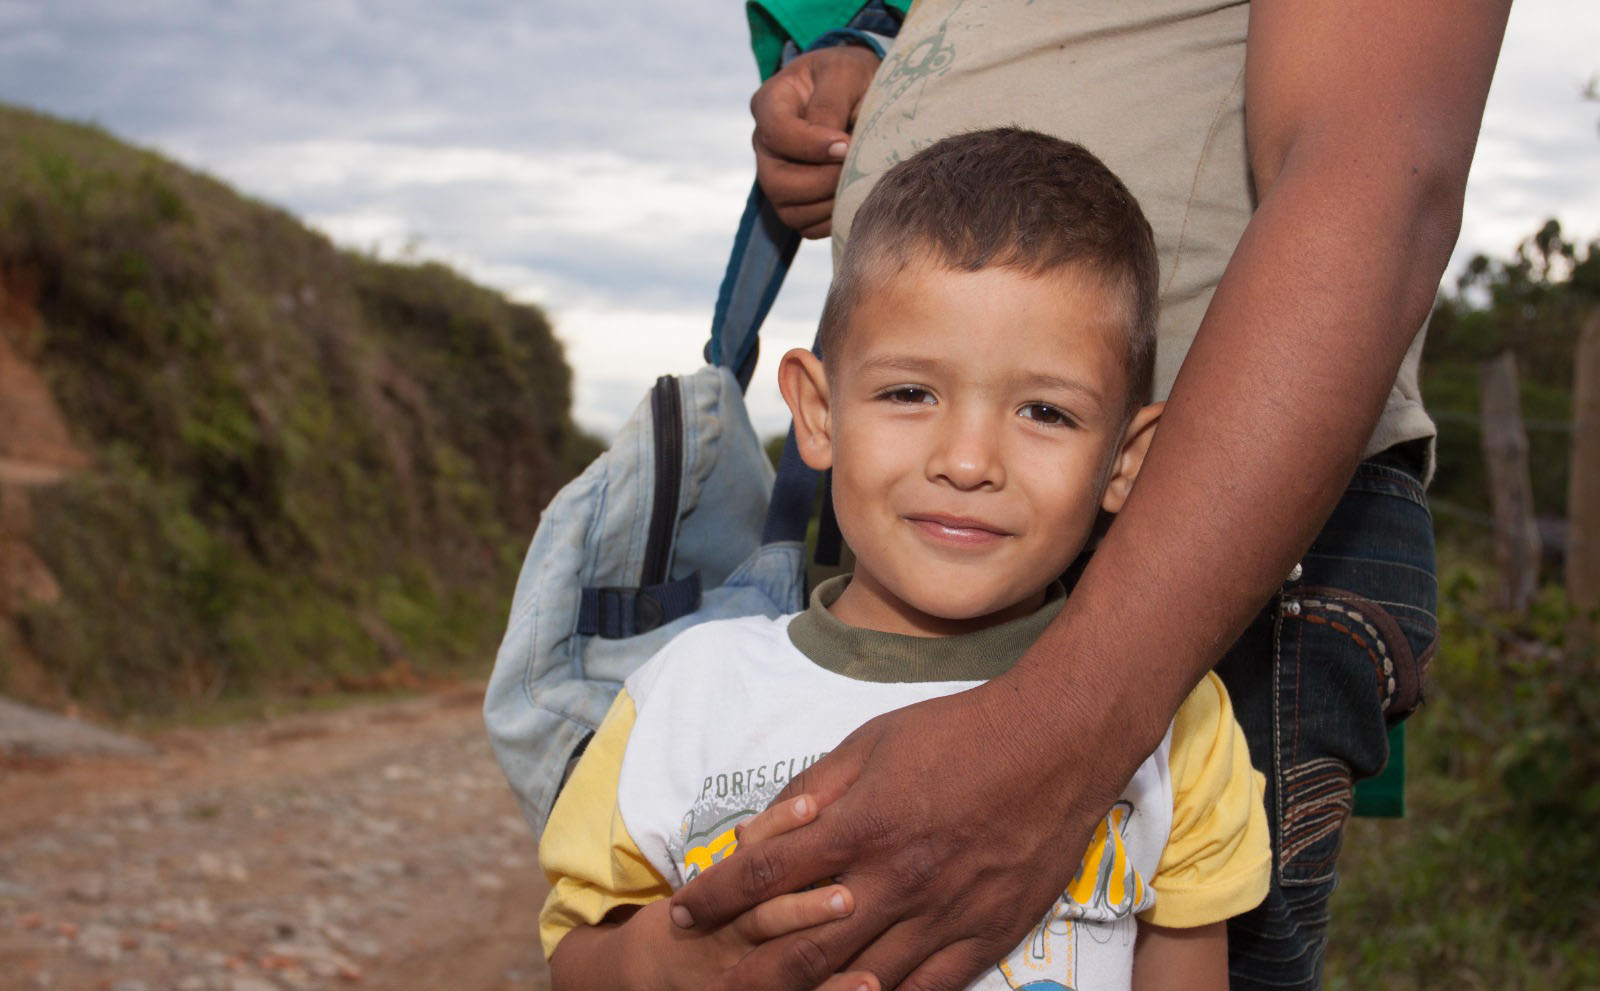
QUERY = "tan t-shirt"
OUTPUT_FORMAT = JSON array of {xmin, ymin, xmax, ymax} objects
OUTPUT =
[{"xmin": 833, "ymin": 0, "xmax": 1434, "ymax": 464}]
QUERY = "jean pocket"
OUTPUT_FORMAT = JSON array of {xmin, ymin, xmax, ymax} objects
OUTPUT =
[
  {"xmin": 1274, "ymin": 585, "xmax": 1432, "ymax": 885},
  {"xmin": 1271, "ymin": 464, "xmax": 1439, "ymax": 885},
  {"xmin": 1291, "ymin": 585, "xmax": 1437, "ymax": 724}
]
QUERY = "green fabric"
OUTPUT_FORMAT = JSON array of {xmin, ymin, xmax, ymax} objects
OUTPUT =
[
  {"xmin": 1353, "ymin": 723, "xmax": 1406, "ymax": 818},
  {"xmin": 787, "ymin": 575, "xmax": 1066, "ymax": 682},
  {"xmin": 746, "ymin": 0, "xmax": 912, "ymax": 79}
]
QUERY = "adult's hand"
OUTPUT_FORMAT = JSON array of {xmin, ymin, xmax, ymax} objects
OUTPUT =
[
  {"xmin": 751, "ymin": 45, "xmax": 881, "ymax": 237},
  {"xmin": 669, "ymin": 655, "xmax": 1165, "ymax": 991}
]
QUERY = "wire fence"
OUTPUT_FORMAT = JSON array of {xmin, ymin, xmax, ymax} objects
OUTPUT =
[{"xmin": 1430, "ymin": 408, "xmax": 1575, "ymax": 432}]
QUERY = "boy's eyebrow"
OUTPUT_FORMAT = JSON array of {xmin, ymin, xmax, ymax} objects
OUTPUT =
[
  {"xmin": 854, "ymin": 354, "xmax": 1106, "ymax": 406},
  {"xmin": 854, "ymin": 353, "xmax": 945, "ymax": 376},
  {"xmin": 1012, "ymin": 371, "xmax": 1105, "ymax": 406}
]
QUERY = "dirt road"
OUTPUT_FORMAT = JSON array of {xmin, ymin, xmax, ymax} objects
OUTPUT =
[{"xmin": 0, "ymin": 687, "xmax": 552, "ymax": 991}]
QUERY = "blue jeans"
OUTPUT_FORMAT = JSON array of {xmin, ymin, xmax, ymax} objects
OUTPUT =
[{"xmin": 1215, "ymin": 445, "xmax": 1439, "ymax": 990}]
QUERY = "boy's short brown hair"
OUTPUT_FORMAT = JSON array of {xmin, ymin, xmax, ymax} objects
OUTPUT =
[{"xmin": 820, "ymin": 127, "xmax": 1158, "ymax": 411}]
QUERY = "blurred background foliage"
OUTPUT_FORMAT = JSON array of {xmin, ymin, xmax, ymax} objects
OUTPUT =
[{"xmin": 1423, "ymin": 219, "xmax": 1598, "ymax": 569}]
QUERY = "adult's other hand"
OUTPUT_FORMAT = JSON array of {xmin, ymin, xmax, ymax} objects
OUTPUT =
[{"xmin": 751, "ymin": 45, "xmax": 881, "ymax": 237}]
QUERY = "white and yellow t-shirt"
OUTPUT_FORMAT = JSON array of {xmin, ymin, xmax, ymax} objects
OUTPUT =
[{"xmin": 540, "ymin": 579, "xmax": 1268, "ymax": 990}]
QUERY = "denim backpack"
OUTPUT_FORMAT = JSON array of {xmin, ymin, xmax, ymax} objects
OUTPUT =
[{"xmin": 484, "ymin": 187, "xmax": 834, "ymax": 837}]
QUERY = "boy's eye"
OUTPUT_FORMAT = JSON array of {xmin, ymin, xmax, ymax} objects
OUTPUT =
[
  {"xmin": 882, "ymin": 386, "xmax": 935, "ymax": 405},
  {"xmin": 1019, "ymin": 403, "xmax": 1073, "ymax": 427}
]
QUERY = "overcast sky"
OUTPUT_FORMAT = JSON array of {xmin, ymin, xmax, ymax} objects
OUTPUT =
[{"xmin": 2, "ymin": 0, "xmax": 1597, "ymax": 437}]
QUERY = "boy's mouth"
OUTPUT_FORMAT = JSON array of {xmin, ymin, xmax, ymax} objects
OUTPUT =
[{"xmin": 904, "ymin": 513, "xmax": 1011, "ymax": 544}]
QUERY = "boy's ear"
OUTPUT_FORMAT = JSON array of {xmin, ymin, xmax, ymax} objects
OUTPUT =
[
  {"xmin": 777, "ymin": 348, "xmax": 834, "ymax": 471},
  {"xmin": 1100, "ymin": 401, "xmax": 1163, "ymax": 514}
]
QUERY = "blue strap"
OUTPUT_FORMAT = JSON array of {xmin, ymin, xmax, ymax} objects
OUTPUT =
[
  {"xmin": 706, "ymin": 184, "xmax": 802, "ymax": 391},
  {"xmin": 576, "ymin": 574, "xmax": 703, "ymax": 639},
  {"xmin": 813, "ymin": 470, "xmax": 842, "ymax": 565},
  {"xmin": 762, "ymin": 425, "xmax": 821, "ymax": 545},
  {"xmin": 709, "ymin": 31, "xmax": 838, "ymax": 550}
]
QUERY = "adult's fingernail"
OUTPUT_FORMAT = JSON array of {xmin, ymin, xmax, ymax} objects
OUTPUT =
[
  {"xmin": 670, "ymin": 905, "xmax": 695, "ymax": 929},
  {"xmin": 827, "ymin": 140, "xmax": 848, "ymax": 158}
]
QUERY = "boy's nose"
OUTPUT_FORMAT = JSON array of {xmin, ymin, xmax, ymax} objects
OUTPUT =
[{"xmin": 926, "ymin": 415, "xmax": 1005, "ymax": 490}]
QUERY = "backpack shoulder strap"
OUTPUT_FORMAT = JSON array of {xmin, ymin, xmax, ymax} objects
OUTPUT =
[
  {"xmin": 704, "ymin": 183, "xmax": 842, "ymax": 559},
  {"xmin": 706, "ymin": 184, "xmax": 802, "ymax": 392}
]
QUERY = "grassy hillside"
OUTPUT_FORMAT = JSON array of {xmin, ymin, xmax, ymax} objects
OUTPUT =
[{"xmin": 0, "ymin": 104, "xmax": 599, "ymax": 717}]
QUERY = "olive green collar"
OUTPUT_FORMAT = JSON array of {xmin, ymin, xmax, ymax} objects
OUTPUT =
[{"xmin": 786, "ymin": 576, "xmax": 1065, "ymax": 683}]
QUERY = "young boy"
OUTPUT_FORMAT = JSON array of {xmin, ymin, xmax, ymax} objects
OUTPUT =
[{"xmin": 537, "ymin": 128, "xmax": 1269, "ymax": 991}]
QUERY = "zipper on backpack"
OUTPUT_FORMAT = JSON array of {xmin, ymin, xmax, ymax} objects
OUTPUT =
[{"xmin": 641, "ymin": 375, "xmax": 683, "ymax": 588}]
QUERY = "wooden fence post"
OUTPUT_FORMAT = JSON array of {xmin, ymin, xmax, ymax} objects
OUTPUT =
[
  {"xmin": 1480, "ymin": 350, "xmax": 1541, "ymax": 614},
  {"xmin": 1568, "ymin": 307, "xmax": 1600, "ymax": 618}
]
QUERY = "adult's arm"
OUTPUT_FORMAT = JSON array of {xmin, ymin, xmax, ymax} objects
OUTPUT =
[{"xmin": 672, "ymin": 3, "xmax": 1512, "ymax": 988}]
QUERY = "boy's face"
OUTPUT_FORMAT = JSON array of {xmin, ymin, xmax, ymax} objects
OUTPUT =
[{"xmin": 780, "ymin": 259, "xmax": 1159, "ymax": 637}]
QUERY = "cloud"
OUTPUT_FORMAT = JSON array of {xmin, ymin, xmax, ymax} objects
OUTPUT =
[
  {"xmin": 197, "ymin": 139, "xmax": 749, "ymax": 247},
  {"xmin": 2, "ymin": 0, "xmax": 1596, "ymax": 442},
  {"xmin": 0, "ymin": 0, "xmax": 758, "ymax": 160},
  {"xmin": 556, "ymin": 295, "xmax": 825, "ymax": 439},
  {"xmin": 1451, "ymin": 0, "xmax": 1600, "ymax": 270}
]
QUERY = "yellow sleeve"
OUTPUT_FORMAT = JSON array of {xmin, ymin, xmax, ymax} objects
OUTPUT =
[
  {"xmin": 1139, "ymin": 672, "xmax": 1271, "ymax": 929},
  {"xmin": 537, "ymin": 689, "xmax": 672, "ymax": 960}
]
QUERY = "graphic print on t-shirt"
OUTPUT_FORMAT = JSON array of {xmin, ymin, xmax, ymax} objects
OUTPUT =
[
  {"xmin": 996, "ymin": 800, "xmax": 1153, "ymax": 991},
  {"xmin": 672, "ymin": 749, "xmax": 830, "ymax": 881}
]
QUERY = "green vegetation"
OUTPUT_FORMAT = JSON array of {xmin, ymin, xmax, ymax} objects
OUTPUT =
[
  {"xmin": 0, "ymin": 104, "xmax": 599, "ymax": 717},
  {"xmin": 1327, "ymin": 567, "xmax": 1600, "ymax": 988}
]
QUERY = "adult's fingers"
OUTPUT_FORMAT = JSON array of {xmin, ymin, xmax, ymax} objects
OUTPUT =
[
  {"xmin": 894, "ymin": 937, "xmax": 1012, "ymax": 991},
  {"xmin": 796, "ymin": 216, "xmax": 833, "ymax": 239},
  {"xmin": 750, "ymin": 68, "xmax": 850, "ymax": 166},
  {"xmin": 751, "ymin": 145, "xmax": 841, "ymax": 226},
  {"xmin": 672, "ymin": 729, "xmax": 877, "ymax": 930},
  {"xmin": 827, "ymin": 914, "xmax": 946, "ymax": 991},
  {"xmin": 799, "ymin": 45, "xmax": 881, "ymax": 133},
  {"xmin": 748, "ymin": 46, "xmax": 879, "ymax": 237},
  {"xmin": 750, "ymin": 47, "xmax": 879, "ymax": 164},
  {"xmin": 671, "ymin": 796, "xmax": 858, "ymax": 932},
  {"xmin": 805, "ymin": 872, "xmax": 1013, "ymax": 991},
  {"xmin": 765, "ymin": 187, "xmax": 836, "ymax": 238}
]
